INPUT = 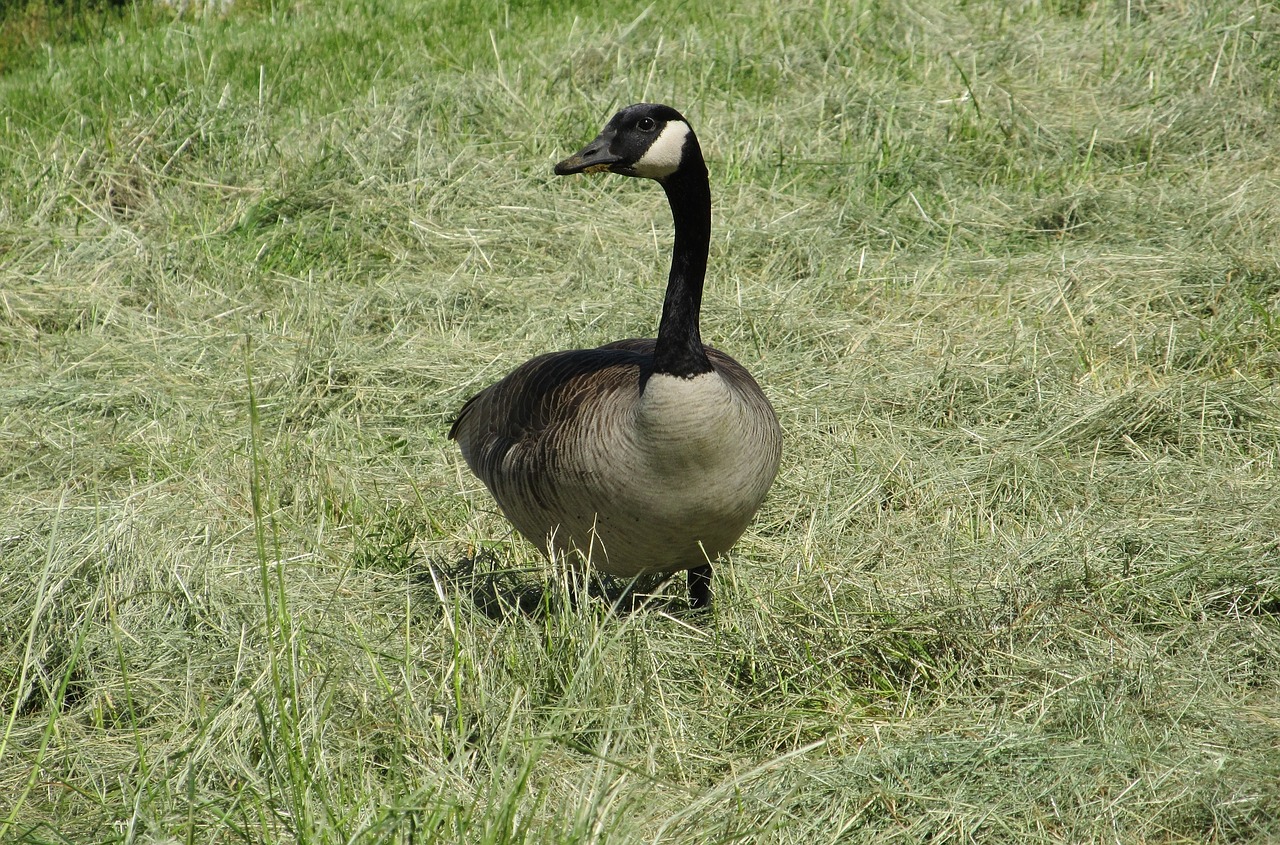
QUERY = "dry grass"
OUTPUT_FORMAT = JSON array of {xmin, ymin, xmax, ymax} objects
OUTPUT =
[{"xmin": 2, "ymin": 0, "xmax": 1279, "ymax": 842}]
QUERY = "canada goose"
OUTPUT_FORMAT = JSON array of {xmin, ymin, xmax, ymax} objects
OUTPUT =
[{"xmin": 449, "ymin": 103, "xmax": 781, "ymax": 609}]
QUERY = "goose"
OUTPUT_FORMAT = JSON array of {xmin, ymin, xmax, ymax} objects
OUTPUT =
[{"xmin": 449, "ymin": 103, "xmax": 781, "ymax": 609}]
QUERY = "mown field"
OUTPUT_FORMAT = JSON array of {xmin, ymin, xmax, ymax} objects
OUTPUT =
[{"xmin": 2, "ymin": 0, "xmax": 1279, "ymax": 842}]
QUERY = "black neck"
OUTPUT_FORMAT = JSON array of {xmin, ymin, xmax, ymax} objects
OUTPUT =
[{"xmin": 653, "ymin": 161, "xmax": 713, "ymax": 377}]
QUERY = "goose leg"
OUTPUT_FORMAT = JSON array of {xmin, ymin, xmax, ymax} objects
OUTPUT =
[
  {"xmin": 561, "ymin": 566, "xmax": 585, "ymax": 610},
  {"xmin": 687, "ymin": 564, "xmax": 713, "ymax": 609}
]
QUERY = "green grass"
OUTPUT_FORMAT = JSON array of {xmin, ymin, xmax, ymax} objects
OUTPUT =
[{"xmin": 2, "ymin": 0, "xmax": 1279, "ymax": 841}]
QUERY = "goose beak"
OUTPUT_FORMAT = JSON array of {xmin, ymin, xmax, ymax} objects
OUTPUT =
[{"xmin": 553, "ymin": 129, "xmax": 622, "ymax": 176}]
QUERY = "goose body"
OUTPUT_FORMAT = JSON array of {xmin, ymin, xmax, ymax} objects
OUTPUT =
[{"xmin": 450, "ymin": 104, "xmax": 781, "ymax": 607}]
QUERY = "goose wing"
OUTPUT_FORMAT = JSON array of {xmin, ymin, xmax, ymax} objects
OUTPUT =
[{"xmin": 448, "ymin": 341, "xmax": 657, "ymax": 482}]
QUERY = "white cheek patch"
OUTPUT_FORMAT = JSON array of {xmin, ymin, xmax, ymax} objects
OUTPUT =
[{"xmin": 632, "ymin": 120, "xmax": 690, "ymax": 179}]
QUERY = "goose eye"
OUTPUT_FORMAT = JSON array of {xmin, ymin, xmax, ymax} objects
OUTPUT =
[{"xmin": 636, "ymin": 117, "xmax": 657, "ymax": 132}]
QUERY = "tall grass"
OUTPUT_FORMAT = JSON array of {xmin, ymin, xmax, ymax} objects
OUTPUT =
[{"xmin": 2, "ymin": 0, "xmax": 1279, "ymax": 842}]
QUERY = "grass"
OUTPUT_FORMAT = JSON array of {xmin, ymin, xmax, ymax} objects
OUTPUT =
[{"xmin": 2, "ymin": 0, "xmax": 1279, "ymax": 841}]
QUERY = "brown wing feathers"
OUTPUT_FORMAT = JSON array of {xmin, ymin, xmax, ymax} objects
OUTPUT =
[{"xmin": 449, "ymin": 343, "xmax": 653, "ymax": 479}]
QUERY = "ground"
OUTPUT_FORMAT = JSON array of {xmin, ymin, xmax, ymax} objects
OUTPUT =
[{"xmin": 1, "ymin": 0, "xmax": 1278, "ymax": 842}]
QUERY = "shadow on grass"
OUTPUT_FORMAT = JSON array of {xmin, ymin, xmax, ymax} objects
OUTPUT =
[{"xmin": 418, "ymin": 549, "xmax": 696, "ymax": 619}]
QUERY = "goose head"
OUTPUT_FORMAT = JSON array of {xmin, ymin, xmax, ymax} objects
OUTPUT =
[{"xmin": 554, "ymin": 103, "xmax": 701, "ymax": 182}]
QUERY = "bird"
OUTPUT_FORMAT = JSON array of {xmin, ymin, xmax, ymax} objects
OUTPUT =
[{"xmin": 449, "ymin": 103, "xmax": 781, "ymax": 609}]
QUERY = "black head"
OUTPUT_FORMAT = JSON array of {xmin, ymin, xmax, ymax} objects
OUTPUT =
[{"xmin": 553, "ymin": 103, "xmax": 700, "ymax": 182}]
